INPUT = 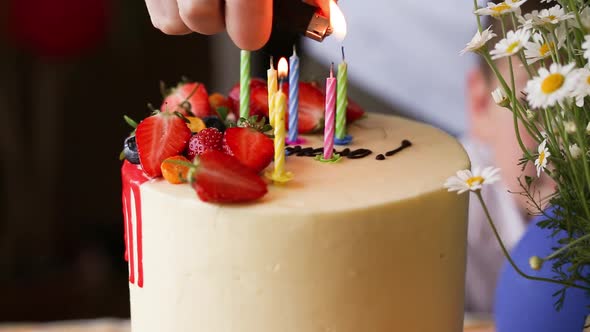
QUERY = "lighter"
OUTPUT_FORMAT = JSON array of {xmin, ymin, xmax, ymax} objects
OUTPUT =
[{"xmin": 272, "ymin": 0, "xmax": 332, "ymax": 42}]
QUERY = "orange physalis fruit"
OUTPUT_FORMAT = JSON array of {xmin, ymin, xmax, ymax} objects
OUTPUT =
[
  {"xmin": 186, "ymin": 116, "xmax": 206, "ymax": 133},
  {"xmin": 209, "ymin": 93, "xmax": 229, "ymax": 109},
  {"xmin": 161, "ymin": 155, "xmax": 191, "ymax": 184}
]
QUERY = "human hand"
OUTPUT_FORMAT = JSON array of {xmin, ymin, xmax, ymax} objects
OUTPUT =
[{"xmin": 145, "ymin": 0, "xmax": 329, "ymax": 50}]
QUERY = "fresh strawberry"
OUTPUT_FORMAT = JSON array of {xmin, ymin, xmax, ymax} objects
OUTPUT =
[
  {"xmin": 228, "ymin": 78, "xmax": 269, "ymax": 120},
  {"xmin": 186, "ymin": 127, "xmax": 223, "ymax": 160},
  {"xmin": 223, "ymin": 127, "xmax": 274, "ymax": 173},
  {"xmin": 135, "ymin": 112, "xmax": 192, "ymax": 178},
  {"xmin": 346, "ymin": 98, "xmax": 365, "ymax": 123},
  {"xmin": 293, "ymin": 82, "xmax": 325, "ymax": 133},
  {"xmin": 192, "ymin": 151, "xmax": 268, "ymax": 203},
  {"xmin": 227, "ymin": 79, "xmax": 365, "ymax": 134},
  {"xmin": 161, "ymin": 155, "xmax": 191, "ymax": 184},
  {"xmin": 161, "ymin": 81, "xmax": 212, "ymax": 118}
]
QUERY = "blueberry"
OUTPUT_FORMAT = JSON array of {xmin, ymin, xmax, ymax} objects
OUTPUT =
[
  {"xmin": 203, "ymin": 116, "xmax": 226, "ymax": 132},
  {"xmin": 123, "ymin": 136, "xmax": 140, "ymax": 164}
]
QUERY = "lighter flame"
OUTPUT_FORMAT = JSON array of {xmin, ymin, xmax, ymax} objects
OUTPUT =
[
  {"xmin": 278, "ymin": 57, "xmax": 288, "ymax": 78},
  {"xmin": 330, "ymin": 0, "xmax": 347, "ymax": 41}
]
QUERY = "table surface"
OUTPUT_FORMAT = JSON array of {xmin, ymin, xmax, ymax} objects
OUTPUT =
[{"xmin": 0, "ymin": 318, "xmax": 494, "ymax": 332}]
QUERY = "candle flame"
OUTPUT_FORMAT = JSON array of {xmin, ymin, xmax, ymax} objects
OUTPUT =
[
  {"xmin": 278, "ymin": 57, "xmax": 288, "ymax": 78},
  {"xmin": 330, "ymin": 0, "xmax": 347, "ymax": 41}
]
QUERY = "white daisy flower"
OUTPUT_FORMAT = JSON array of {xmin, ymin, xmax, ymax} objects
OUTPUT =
[
  {"xmin": 520, "ymin": 5, "xmax": 574, "ymax": 29},
  {"xmin": 525, "ymin": 63, "xmax": 577, "ymax": 109},
  {"xmin": 582, "ymin": 36, "xmax": 590, "ymax": 61},
  {"xmin": 537, "ymin": 5, "xmax": 575, "ymax": 26},
  {"xmin": 535, "ymin": 140, "xmax": 551, "ymax": 177},
  {"xmin": 564, "ymin": 121, "xmax": 577, "ymax": 134},
  {"xmin": 491, "ymin": 87, "xmax": 511, "ymax": 107},
  {"xmin": 490, "ymin": 29, "xmax": 531, "ymax": 60},
  {"xmin": 579, "ymin": 7, "xmax": 590, "ymax": 30},
  {"xmin": 524, "ymin": 30, "xmax": 564, "ymax": 64},
  {"xmin": 444, "ymin": 166, "xmax": 501, "ymax": 194},
  {"xmin": 475, "ymin": 1, "xmax": 524, "ymax": 18},
  {"xmin": 460, "ymin": 26, "xmax": 497, "ymax": 55},
  {"xmin": 569, "ymin": 143, "xmax": 582, "ymax": 159},
  {"xmin": 573, "ymin": 67, "xmax": 590, "ymax": 106}
]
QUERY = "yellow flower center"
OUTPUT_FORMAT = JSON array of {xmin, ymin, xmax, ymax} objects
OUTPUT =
[
  {"xmin": 541, "ymin": 73, "xmax": 565, "ymax": 94},
  {"xmin": 539, "ymin": 42, "xmax": 554, "ymax": 56},
  {"xmin": 492, "ymin": 3, "xmax": 511, "ymax": 13},
  {"xmin": 506, "ymin": 41, "xmax": 520, "ymax": 54},
  {"xmin": 586, "ymin": 75, "xmax": 590, "ymax": 86},
  {"xmin": 466, "ymin": 176, "xmax": 485, "ymax": 187},
  {"xmin": 538, "ymin": 151, "xmax": 546, "ymax": 164},
  {"xmin": 548, "ymin": 15, "xmax": 557, "ymax": 21}
]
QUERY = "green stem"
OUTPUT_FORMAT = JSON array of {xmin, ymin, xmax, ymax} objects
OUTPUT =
[
  {"xmin": 543, "ymin": 233, "xmax": 590, "ymax": 261},
  {"xmin": 473, "ymin": 0, "xmax": 482, "ymax": 32},
  {"xmin": 475, "ymin": 192, "xmax": 590, "ymax": 291}
]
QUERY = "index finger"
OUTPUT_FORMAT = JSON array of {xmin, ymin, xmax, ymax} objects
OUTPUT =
[{"xmin": 225, "ymin": 0, "xmax": 272, "ymax": 50}]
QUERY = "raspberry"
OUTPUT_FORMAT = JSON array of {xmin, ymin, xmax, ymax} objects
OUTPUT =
[{"xmin": 186, "ymin": 128, "xmax": 223, "ymax": 160}]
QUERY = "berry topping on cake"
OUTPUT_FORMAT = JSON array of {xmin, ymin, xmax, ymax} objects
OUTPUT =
[
  {"xmin": 123, "ymin": 136, "xmax": 140, "ymax": 164},
  {"xmin": 192, "ymin": 151, "xmax": 268, "ymax": 203},
  {"xmin": 223, "ymin": 127, "xmax": 274, "ymax": 173},
  {"xmin": 186, "ymin": 116, "xmax": 206, "ymax": 133},
  {"xmin": 296, "ymin": 82, "xmax": 326, "ymax": 133},
  {"xmin": 346, "ymin": 98, "xmax": 365, "ymax": 123},
  {"xmin": 135, "ymin": 112, "xmax": 192, "ymax": 178},
  {"xmin": 203, "ymin": 116, "xmax": 227, "ymax": 132},
  {"xmin": 227, "ymin": 80, "xmax": 365, "ymax": 134},
  {"xmin": 186, "ymin": 127, "xmax": 223, "ymax": 160},
  {"xmin": 161, "ymin": 81, "xmax": 212, "ymax": 118},
  {"xmin": 208, "ymin": 92, "xmax": 232, "ymax": 116},
  {"xmin": 161, "ymin": 155, "xmax": 191, "ymax": 184},
  {"xmin": 228, "ymin": 78, "xmax": 269, "ymax": 120}
]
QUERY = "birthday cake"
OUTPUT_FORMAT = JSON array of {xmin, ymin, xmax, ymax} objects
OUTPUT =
[{"xmin": 120, "ymin": 76, "xmax": 470, "ymax": 332}]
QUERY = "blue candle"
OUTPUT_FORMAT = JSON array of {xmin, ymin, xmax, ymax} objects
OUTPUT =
[{"xmin": 288, "ymin": 46, "xmax": 299, "ymax": 143}]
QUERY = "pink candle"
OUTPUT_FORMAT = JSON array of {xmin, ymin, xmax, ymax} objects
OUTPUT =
[{"xmin": 324, "ymin": 64, "xmax": 336, "ymax": 160}]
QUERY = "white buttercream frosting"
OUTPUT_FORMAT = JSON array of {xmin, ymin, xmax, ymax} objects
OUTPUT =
[{"xmin": 128, "ymin": 113, "xmax": 470, "ymax": 332}]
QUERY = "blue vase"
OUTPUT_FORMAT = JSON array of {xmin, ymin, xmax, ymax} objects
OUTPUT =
[{"xmin": 494, "ymin": 211, "xmax": 590, "ymax": 332}]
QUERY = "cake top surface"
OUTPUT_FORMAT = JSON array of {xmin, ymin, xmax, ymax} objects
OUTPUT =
[{"xmin": 142, "ymin": 112, "xmax": 470, "ymax": 214}]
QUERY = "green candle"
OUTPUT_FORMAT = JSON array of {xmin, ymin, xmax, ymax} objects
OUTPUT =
[
  {"xmin": 336, "ymin": 47, "xmax": 348, "ymax": 139},
  {"xmin": 240, "ymin": 50, "xmax": 251, "ymax": 120}
]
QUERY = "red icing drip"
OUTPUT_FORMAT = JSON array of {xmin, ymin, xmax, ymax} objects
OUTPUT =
[{"xmin": 121, "ymin": 161, "xmax": 150, "ymax": 287}]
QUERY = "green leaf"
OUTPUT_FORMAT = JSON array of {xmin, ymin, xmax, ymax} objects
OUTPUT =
[
  {"xmin": 119, "ymin": 150, "xmax": 126, "ymax": 161},
  {"xmin": 174, "ymin": 111, "xmax": 191, "ymax": 123},
  {"xmin": 216, "ymin": 106, "xmax": 229, "ymax": 121},
  {"xmin": 124, "ymin": 115, "xmax": 138, "ymax": 129}
]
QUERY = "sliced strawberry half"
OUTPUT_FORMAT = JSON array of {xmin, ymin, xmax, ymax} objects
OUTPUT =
[
  {"xmin": 223, "ymin": 127, "xmax": 274, "ymax": 173},
  {"xmin": 135, "ymin": 112, "xmax": 192, "ymax": 177},
  {"xmin": 292, "ymin": 82, "xmax": 325, "ymax": 134},
  {"xmin": 228, "ymin": 78, "xmax": 269, "ymax": 120},
  {"xmin": 228, "ymin": 79, "xmax": 365, "ymax": 134},
  {"xmin": 193, "ymin": 151, "xmax": 268, "ymax": 203},
  {"xmin": 346, "ymin": 98, "xmax": 365, "ymax": 123},
  {"xmin": 161, "ymin": 81, "xmax": 212, "ymax": 118}
]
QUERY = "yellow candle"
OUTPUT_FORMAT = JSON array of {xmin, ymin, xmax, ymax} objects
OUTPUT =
[
  {"xmin": 267, "ymin": 57, "xmax": 278, "ymax": 127},
  {"xmin": 267, "ymin": 89, "xmax": 294, "ymax": 183},
  {"xmin": 265, "ymin": 58, "xmax": 293, "ymax": 184}
]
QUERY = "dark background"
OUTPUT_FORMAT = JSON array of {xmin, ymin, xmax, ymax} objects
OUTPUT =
[{"xmin": 0, "ymin": 0, "xmax": 215, "ymax": 321}]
